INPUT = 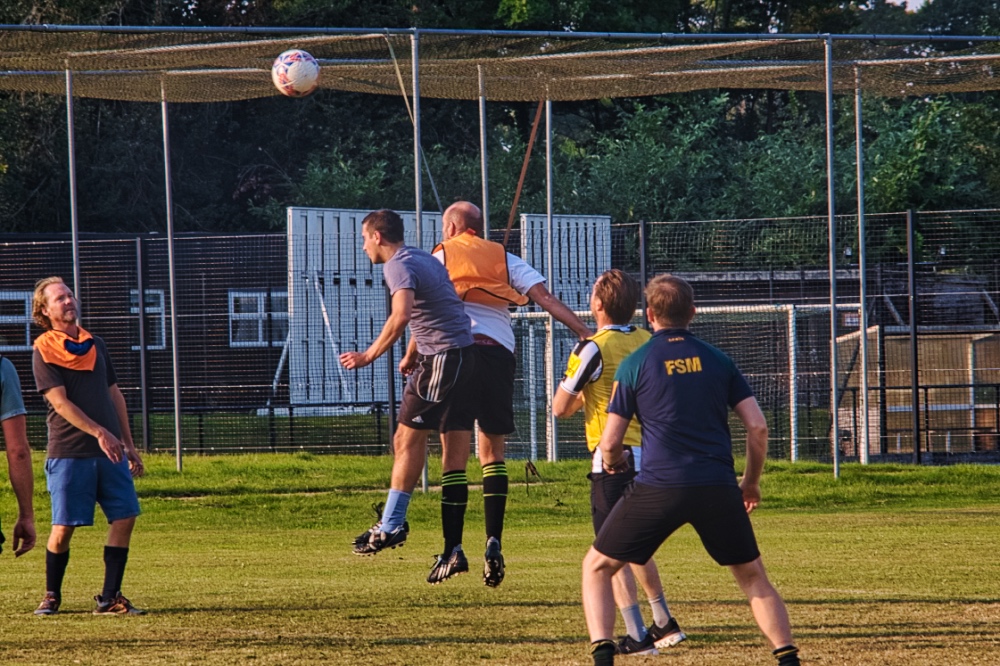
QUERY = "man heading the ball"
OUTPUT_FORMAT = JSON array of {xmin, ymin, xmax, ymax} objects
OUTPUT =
[
  {"xmin": 431, "ymin": 201, "xmax": 591, "ymax": 587},
  {"xmin": 581, "ymin": 274, "xmax": 800, "ymax": 666},
  {"xmin": 554, "ymin": 269, "xmax": 684, "ymax": 656}
]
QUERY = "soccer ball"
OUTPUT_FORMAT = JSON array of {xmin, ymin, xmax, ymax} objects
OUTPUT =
[{"xmin": 271, "ymin": 49, "xmax": 320, "ymax": 97}]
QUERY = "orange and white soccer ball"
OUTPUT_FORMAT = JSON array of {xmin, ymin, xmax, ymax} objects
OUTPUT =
[{"xmin": 271, "ymin": 49, "xmax": 320, "ymax": 97}]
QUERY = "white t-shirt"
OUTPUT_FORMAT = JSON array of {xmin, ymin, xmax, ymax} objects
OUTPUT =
[{"xmin": 433, "ymin": 249, "xmax": 546, "ymax": 352}]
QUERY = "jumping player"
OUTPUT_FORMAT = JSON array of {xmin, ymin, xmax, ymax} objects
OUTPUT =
[
  {"xmin": 342, "ymin": 209, "xmax": 477, "ymax": 586},
  {"xmin": 430, "ymin": 201, "xmax": 590, "ymax": 586}
]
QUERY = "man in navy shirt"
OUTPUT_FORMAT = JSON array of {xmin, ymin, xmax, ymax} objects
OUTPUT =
[{"xmin": 581, "ymin": 274, "xmax": 800, "ymax": 666}]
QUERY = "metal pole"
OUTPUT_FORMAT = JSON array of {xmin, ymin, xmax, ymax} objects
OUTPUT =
[
  {"xmin": 788, "ymin": 305, "xmax": 798, "ymax": 461},
  {"xmin": 639, "ymin": 218, "xmax": 648, "ymax": 327},
  {"xmin": 65, "ymin": 66, "xmax": 81, "ymax": 305},
  {"xmin": 544, "ymin": 96, "xmax": 558, "ymax": 462},
  {"xmin": 385, "ymin": 286, "xmax": 397, "ymax": 454},
  {"xmin": 855, "ymin": 67, "xmax": 871, "ymax": 464},
  {"xmin": 411, "ymin": 32, "xmax": 429, "ymax": 490},
  {"xmin": 411, "ymin": 32, "xmax": 423, "ymax": 248},
  {"xmin": 824, "ymin": 37, "xmax": 840, "ymax": 478},
  {"xmin": 528, "ymin": 322, "xmax": 538, "ymax": 461},
  {"xmin": 907, "ymin": 209, "xmax": 921, "ymax": 464},
  {"xmin": 9, "ymin": 24, "xmax": 1000, "ymax": 42},
  {"xmin": 161, "ymin": 81, "xmax": 183, "ymax": 472},
  {"xmin": 135, "ymin": 239, "xmax": 151, "ymax": 453},
  {"xmin": 478, "ymin": 65, "xmax": 489, "ymax": 234}
]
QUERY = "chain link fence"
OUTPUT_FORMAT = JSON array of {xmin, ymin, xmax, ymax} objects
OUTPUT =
[{"xmin": 3, "ymin": 207, "xmax": 999, "ymax": 462}]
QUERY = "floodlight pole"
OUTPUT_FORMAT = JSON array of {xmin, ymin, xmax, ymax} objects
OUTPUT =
[
  {"xmin": 161, "ymin": 81, "xmax": 183, "ymax": 472},
  {"xmin": 478, "ymin": 65, "xmax": 489, "ymax": 234},
  {"xmin": 855, "ymin": 66, "xmax": 871, "ymax": 465},
  {"xmin": 64, "ymin": 65, "xmax": 81, "ymax": 306},
  {"xmin": 824, "ymin": 36, "xmax": 840, "ymax": 479},
  {"xmin": 545, "ymin": 96, "xmax": 559, "ymax": 462}
]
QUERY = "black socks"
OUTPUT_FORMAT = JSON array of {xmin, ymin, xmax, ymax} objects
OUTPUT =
[
  {"xmin": 441, "ymin": 470, "xmax": 468, "ymax": 554},
  {"xmin": 774, "ymin": 645, "xmax": 801, "ymax": 666},
  {"xmin": 482, "ymin": 461, "xmax": 508, "ymax": 544},
  {"xmin": 45, "ymin": 549, "xmax": 70, "ymax": 598},
  {"xmin": 101, "ymin": 546, "xmax": 130, "ymax": 600}
]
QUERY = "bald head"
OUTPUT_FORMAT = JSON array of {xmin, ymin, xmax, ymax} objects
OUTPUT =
[{"xmin": 442, "ymin": 201, "xmax": 484, "ymax": 239}]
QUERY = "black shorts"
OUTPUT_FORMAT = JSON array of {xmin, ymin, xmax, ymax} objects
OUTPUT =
[
  {"xmin": 463, "ymin": 343, "xmax": 516, "ymax": 435},
  {"xmin": 398, "ymin": 345, "xmax": 476, "ymax": 433},
  {"xmin": 593, "ymin": 483, "xmax": 761, "ymax": 566},
  {"xmin": 589, "ymin": 448, "xmax": 636, "ymax": 536}
]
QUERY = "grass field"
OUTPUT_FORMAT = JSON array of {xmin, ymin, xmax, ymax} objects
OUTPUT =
[{"xmin": 1, "ymin": 454, "xmax": 998, "ymax": 665}]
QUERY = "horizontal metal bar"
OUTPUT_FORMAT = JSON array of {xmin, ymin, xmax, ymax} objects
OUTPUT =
[{"xmin": 1, "ymin": 24, "xmax": 999, "ymax": 44}]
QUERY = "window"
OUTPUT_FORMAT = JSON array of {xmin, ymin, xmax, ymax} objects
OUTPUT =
[
  {"xmin": 130, "ymin": 289, "xmax": 166, "ymax": 351},
  {"xmin": 229, "ymin": 290, "xmax": 288, "ymax": 348},
  {"xmin": 0, "ymin": 291, "xmax": 32, "ymax": 352}
]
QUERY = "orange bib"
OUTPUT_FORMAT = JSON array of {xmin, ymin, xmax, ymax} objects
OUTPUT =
[
  {"xmin": 34, "ymin": 327, "xmax": 97, "ymax": 371},
  {"xmin": 434, "ymin": 231, "xmax": 529, "ymax": 307}
]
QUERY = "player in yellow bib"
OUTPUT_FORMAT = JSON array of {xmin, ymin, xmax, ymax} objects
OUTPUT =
[{"xmin": 554, "ymin": 269, "xmax": 686, "ymax": 656}]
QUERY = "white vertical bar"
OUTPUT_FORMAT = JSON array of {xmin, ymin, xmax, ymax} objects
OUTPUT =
[
  {"xmin": 529, "ymin": 321, "xmax": 538, "ymax": 461},
  {"xmin": 161, "ymin": 81, "xmax": 183, "ymax": 472},
  {"xmin": 288, "ymin": 208, "xmax": 309, "ymax": 407},
  {"xmin": 544, "ymin": 97, "xmax": 558, "ymax": 462},
  {"xmin": 65, "ymin": 66, "xmax": 81, "ymax": 306},
  {"xmin": 788, "ymin": 305, "xmax": 798, "ymax": 462},
  {"xmin": 855, "ymin": 67, "xmax": 871, "ymax": 465},
  {"xmin": 968, "ymin": 340, "xmax": 976, "ymax": 443},
  {"xmin": 478, "ymin": 65, "xmax": 489, "ymax": 233},
  {"xmin": 825, "ymin": 37, "xmax": 840, "ymax": 478}
]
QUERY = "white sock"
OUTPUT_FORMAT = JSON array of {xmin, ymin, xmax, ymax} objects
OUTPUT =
[
  {"xmin": 620, "ymin": 603, "xmax": 647, "ymax": 641},
  {"xmin": 648, "ymin": 593, "xmax": 672, "ymax": 628}
]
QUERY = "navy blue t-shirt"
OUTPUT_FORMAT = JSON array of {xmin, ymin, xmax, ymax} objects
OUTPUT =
[{"xmin": 608, "ymin": 328, "xmax": 754, "ymax": 488}]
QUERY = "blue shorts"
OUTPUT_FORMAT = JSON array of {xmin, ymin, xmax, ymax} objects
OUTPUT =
[{"xmin": 45, "ymin": 457, "xmax": 141, "ymax": 526}]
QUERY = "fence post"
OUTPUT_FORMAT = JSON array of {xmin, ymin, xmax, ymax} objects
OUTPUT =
[
  {"xmin": 135, "ymin": 238, "xmax": 151, "ymax": 453},
  {"xmin": 907, "ymin": 209, "xmax": 921, "ymax": 464},
  {"xmin": 638, "ymin": 218, "xmax": 648, "ymax": 326},
  {"xmin": 385, "ymin": 285, "xmax": 397, "ymax": 455},
  {"xmin": 266, "ymin": 284, "xmax": 276, "ymax": 452},
  {"xmin": 787, "ymin": 305, "xmax": 798, "ymax": 461}
]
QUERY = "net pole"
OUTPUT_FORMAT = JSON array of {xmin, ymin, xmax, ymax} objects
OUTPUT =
[
  {"xmin": 64, "ymin": 66, "xmax": 81, "ymax": 306},
  {"xmin": 135, "ymin": 239, "xmax": 151, "ymax": 453},
  {"xmin": 411, "ymin": 32, "xmax": 423, "ymax": 249},
  {"xmin": 478, "ymin": 65, "xmax": 489, "ymax": 233},
  {"xmin": 824, "ymin": 36, "xmax": 840, "ymax": 478},
  {"xmin": 855, "ymin": 66, "xmax": 871, "ymax": 465},
  {"xmin": 544, "ymin": 96, "xmax": 558, "ymax": 462},
  {"xmin": 161, "ymin": 81, "xmax": 183, "ymax": 472},
  {"xmin": 411, "ymin": 32, "xmax": 429, "ymax": 492},
  {"xmin": 529, "ymin": 322, "xmax": 538, "ymax": 460},
  {"xmin": 907, "ymin": 210, "xmax": 921, "ymax": 464},
  {"xmin": 788, "ymin": 305, "xmax": 798, "ymax": 462}
]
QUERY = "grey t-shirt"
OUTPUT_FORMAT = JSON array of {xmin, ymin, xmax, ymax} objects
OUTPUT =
[
  {"xmin": 383, "ymin": 245, "xmax": 473, "ymax": 356},
  {"xmin": 33, "ymin": 335, "xmax": 121, "ymax": 459},
  {"xmin": 0, "ymin": 356, "xmax": 27, "ymax": 422}
]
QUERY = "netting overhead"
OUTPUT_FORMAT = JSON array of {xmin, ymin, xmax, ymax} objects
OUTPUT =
[{"xmin": 0, "ymin": 28, "xmax": 999, "ymax": 102}]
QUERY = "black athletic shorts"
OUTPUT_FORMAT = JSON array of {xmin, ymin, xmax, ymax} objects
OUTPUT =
[
  {"xmin": 588, "ymin": 447, "xmax": 636, "ymax": 536},
  {"xmin": 398, "ymin": 345, "xmax": 476, "ymax": 433},
  {"xmin": 593, "ymin": 482, "xmax": 761, "ymax": 566},
  {"xmin": 464, "ymin": 342, "xmax": 516, "ymax": 435}
]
